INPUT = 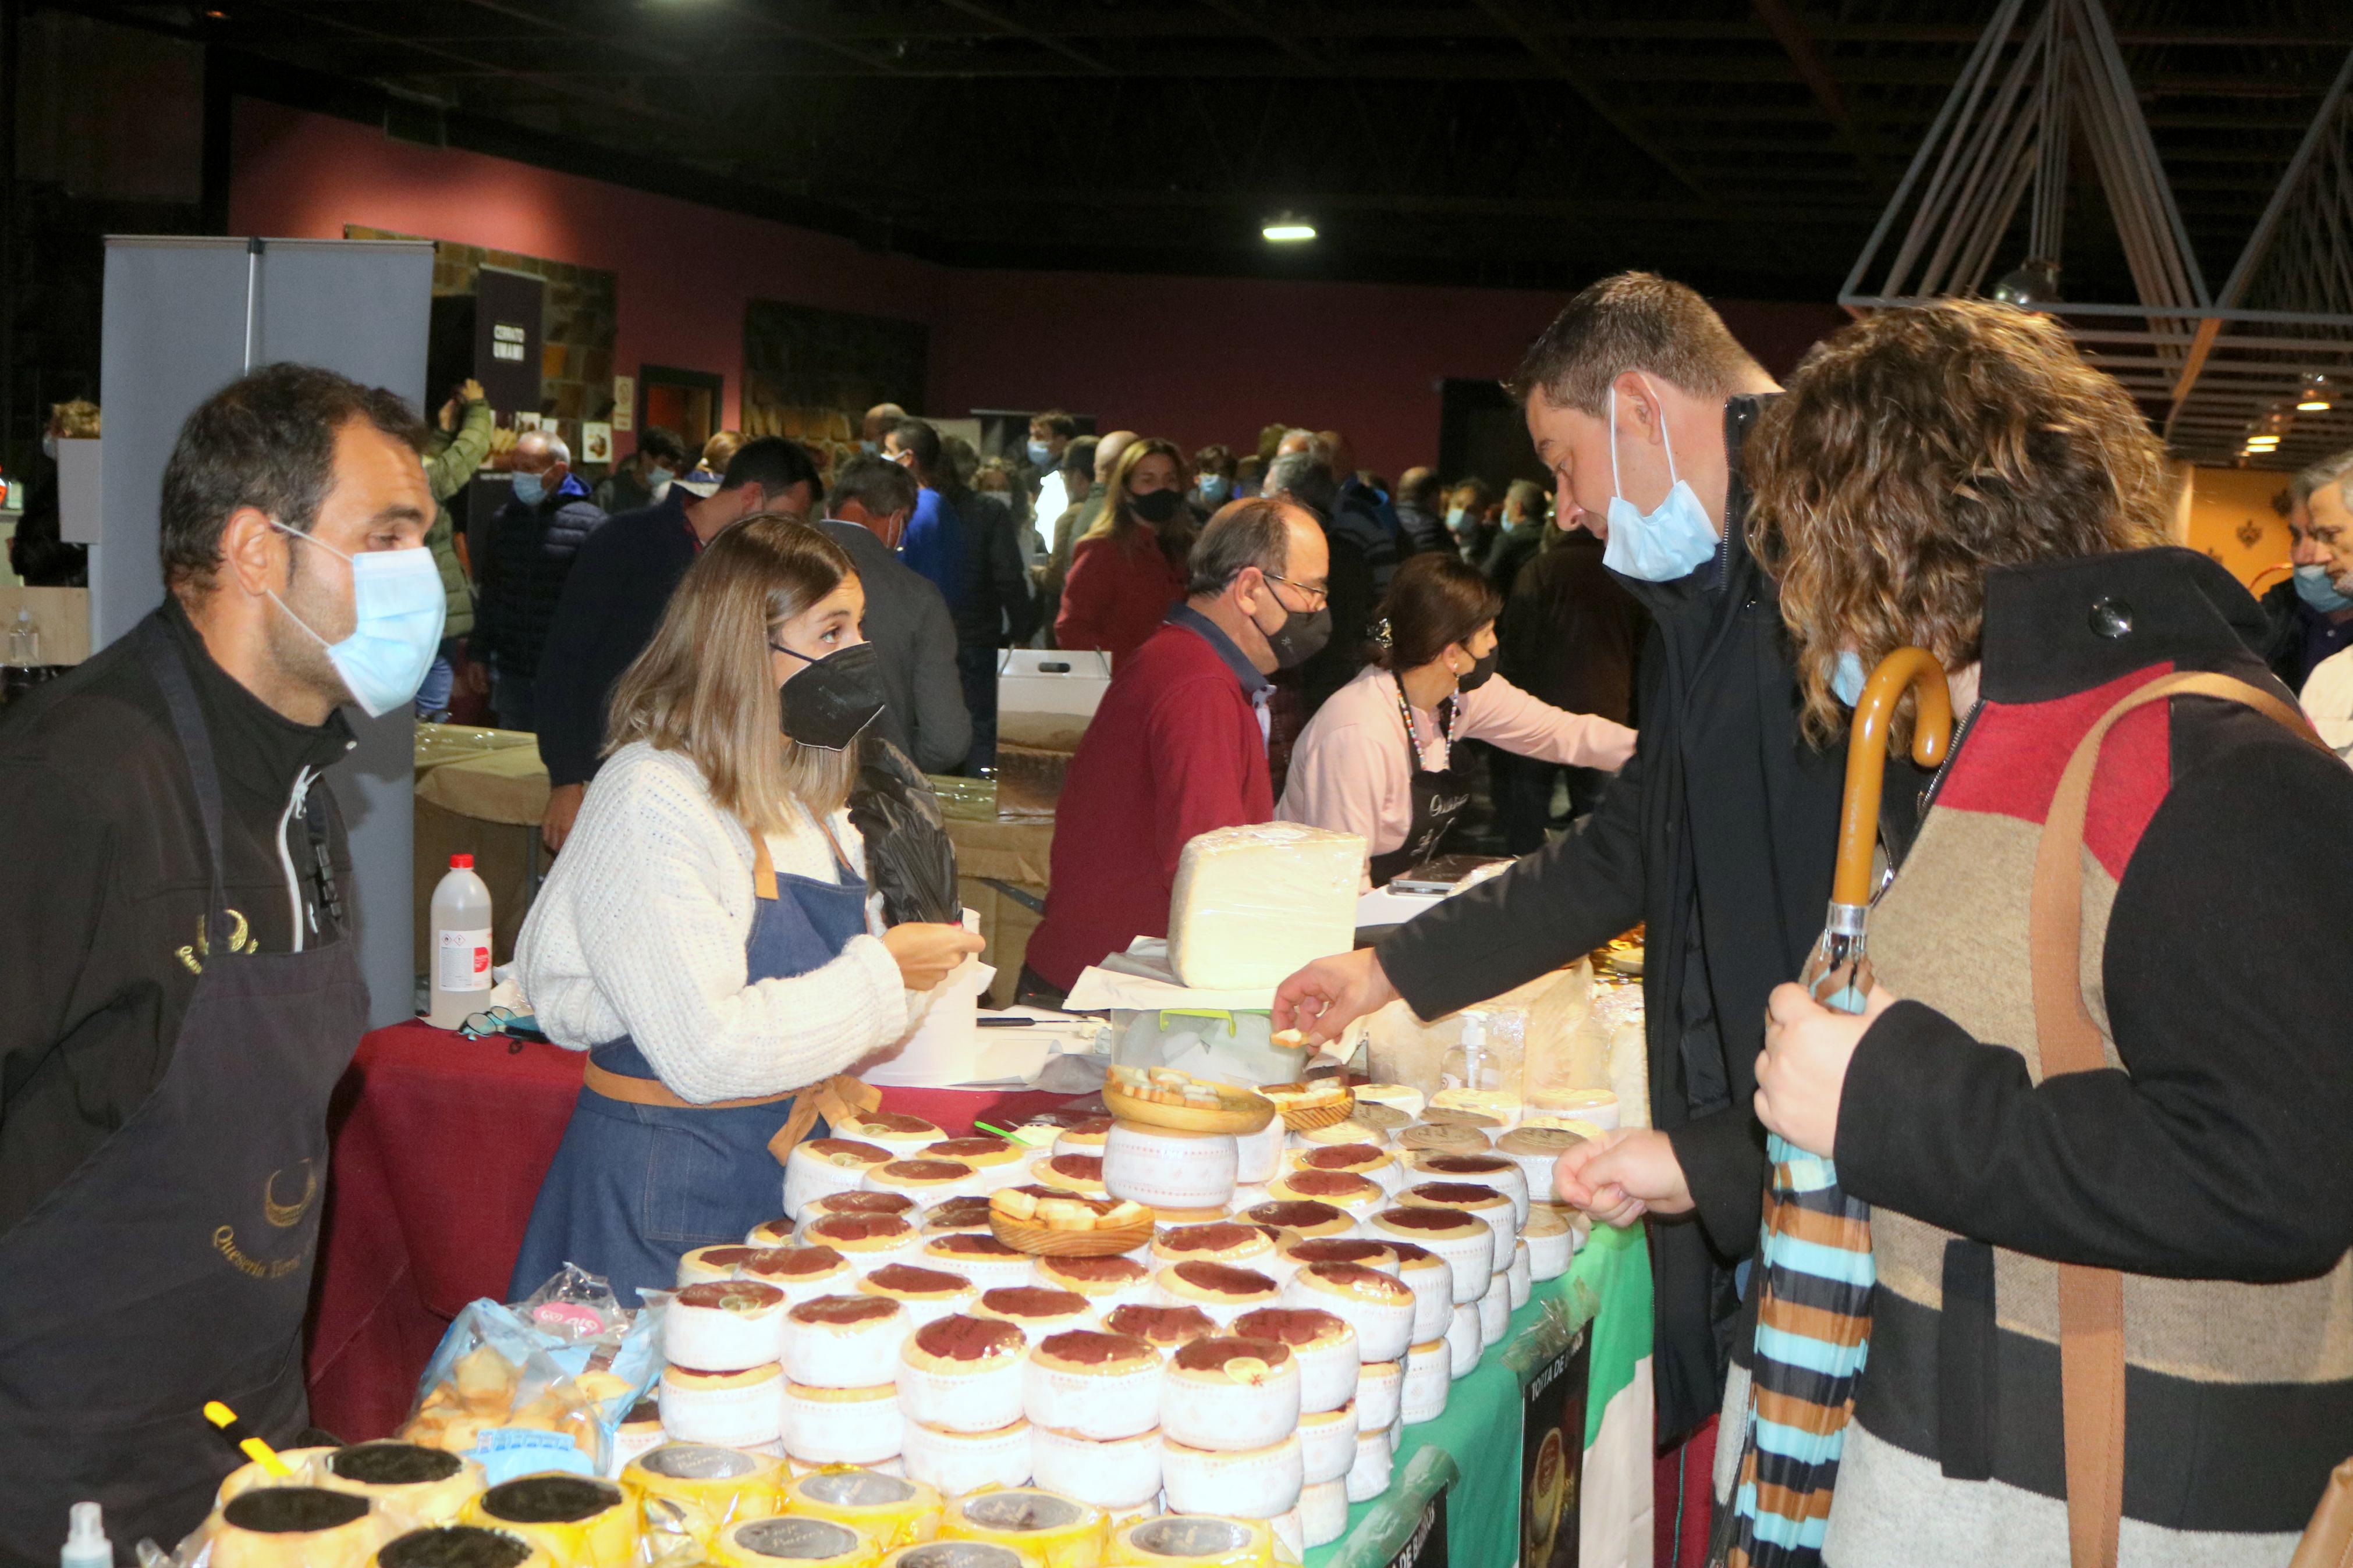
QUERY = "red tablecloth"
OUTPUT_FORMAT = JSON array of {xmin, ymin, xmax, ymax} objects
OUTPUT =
[{"xmin": 307, "ymin": 1020, "xmax": 1082, "ymax": 1441}]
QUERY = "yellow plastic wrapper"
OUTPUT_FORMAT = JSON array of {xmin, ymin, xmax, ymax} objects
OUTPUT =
[
  {"xmin": 371, "ymin": 1524, "xmax": 555, "ymax": 1566},
  {"xmin": 1106, "ymin": 1516, "xmax": 1275, "ymax": 1568},
  {"xmin": 311, "ymin": 1442, "xmax": 487, "ymax": 1530},
  {"xmin": 711, "ymin": 1514, "xmax": 882, "ymax": 1568},
  {"xmin": 209, "ymin": 1487, "xmax": 389, "ymax": 1568},
  {"xmin": 622, "ymin": 1443, "xmax": 784, "ymax": 1544},
  {"xmin": 882, "ymin": 1543, "xmax": 1039, "ymax": 1568},
  {"xmin": 938, "ymin": 1489, "xmax": 1106, "ymax": 1568},
  {"xmin": 462, "ymin": 1474, "xmax": 636, "ymax": 1567},
  {"xmin": 783, "ymin": 1469, "xmax": 943, "ymax": 1551}
]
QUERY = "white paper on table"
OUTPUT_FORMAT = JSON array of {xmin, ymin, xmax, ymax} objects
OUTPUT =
[
  {"xmin": 1354, "ymin": 885, "xmax": 1447, "ymax": 929},
  {"xmin": 1062, "ymin": 961, "xmax": 1279, "ymax": 1015}
]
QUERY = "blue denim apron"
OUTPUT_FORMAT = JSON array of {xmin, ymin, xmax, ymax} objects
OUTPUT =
[{"xmin": 510, "ymin": 829, "xmax": 874, "ymax": 1304}]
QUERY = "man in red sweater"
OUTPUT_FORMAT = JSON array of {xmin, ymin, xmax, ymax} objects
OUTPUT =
[{"xmin": 1020, "ymin": 499, "xmax": 1332, "ymax": 1001}]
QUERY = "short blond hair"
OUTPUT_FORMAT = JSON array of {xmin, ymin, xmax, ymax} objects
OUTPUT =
[
  {"xmin": 605, "ymin": 515, "xmax": 861, "ymax": 832},
  {"xmin": 1748, "ymin": 300, "xmax": 2173, "ymax": 751}
]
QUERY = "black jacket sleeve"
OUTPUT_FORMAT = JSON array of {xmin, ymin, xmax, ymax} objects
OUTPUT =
[
  {"xmin": 1376, "ymin": 728, "xmax": 1648, "ymax": 1019},
  {"xmin": 2256, "ymin": 578, "xmax": 2308, "ymax": 693},
  {"xmin": 534, "ymin": 529, "xmax": 622, "ymax": 786},
  {"xmin": 996, "ymin": 507, "xmax": 1038, "ymax": 645},
  {"xmin": 1837, "ymin": 727, "xmax": 2353, "ymax": 1281}
]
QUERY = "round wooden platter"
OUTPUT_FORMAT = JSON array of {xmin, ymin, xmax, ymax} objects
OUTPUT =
[
  {"xmin": 1103, "ymin": 1082, "xmax": 1275, "ymax": 1136},
  {"xmin": 991, "ymin": 1210, "xmax": 1157, "ymax": 1257}
]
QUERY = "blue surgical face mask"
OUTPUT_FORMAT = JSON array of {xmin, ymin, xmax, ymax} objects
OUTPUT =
[
  {"xmin": 269, "ymin": 524, "xmax": 446, "ymax": 717},
  {"xmin": 1831, "ymin": 650, "xmax": 1866, "ymax": 707},
  {"xmin": 510, "ymin": 470, "xmax": 546, "ymax": 507},
  {"xmin": 1027, "ymin": 439, "xmax": 1053, "ymax": 466},
  {"xmin": 860, "ymin": 439, "xmax": 881, "ymax": 456},
  {"xmin": 1602, "ymin": 380, "xmax": 1719, "ymax": 582},
  {"xmin": 2294, "ymin": 562, "xmax": 2353, "ymax": 612},
  {"xmin": 1197, "ymin": 474, "xmax": 1230, "ymax": 505},
  {"xmin": 1446, "ymin": 505, "xmax": 1468, "ymax": 535},
  {"xmin": 644, "ymin": 464, "xmax": 676, "ymax": 489}
]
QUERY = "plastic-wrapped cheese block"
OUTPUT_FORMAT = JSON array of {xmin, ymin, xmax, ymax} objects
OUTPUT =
[
  {"xmin": 212, "ymin": 1488, "xmax": 382, "ymax": 1568},
  {"xmin": 372, "ymin": 1524, "xmax": 551, "ymax": 1567},
  {"xmin": 618, "ymin": 1445, "xmax": 783, "ymax": 1547},
  {"xmin": 461, "ymin": 1476, "xmax": 634, "ymax": 1567},
  {"xmin": 313, "ymin": 1442, "xmax": 483, "ymax": 1527},
  {"xmin": 1165, "ymin": 824, "xmax": 1365, "ymax": 989}
]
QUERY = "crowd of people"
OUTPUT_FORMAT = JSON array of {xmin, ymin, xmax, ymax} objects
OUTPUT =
[{"xmin": 5, "ymin": 265, "xmax": 2353, "ymax": 1561}]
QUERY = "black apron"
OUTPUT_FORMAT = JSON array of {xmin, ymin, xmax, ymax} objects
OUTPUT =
[
  {"xmin": 0, "ymin": 616, "xmax": 368, "ymax": 1562},
  {"xmin": 1367, "ymin": 674, "xmax": 1473, "ymax": 887}
]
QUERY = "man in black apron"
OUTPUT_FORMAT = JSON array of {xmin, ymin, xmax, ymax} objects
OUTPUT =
[{"xmin": 0, "ymin": 364, "xmax": 438, "ymax": 1559}]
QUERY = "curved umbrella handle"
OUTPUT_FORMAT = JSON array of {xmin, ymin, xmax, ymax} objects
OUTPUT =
[{"xmin": 1831, "ymin": 648, "xmax": 1953, "ymax": 908}]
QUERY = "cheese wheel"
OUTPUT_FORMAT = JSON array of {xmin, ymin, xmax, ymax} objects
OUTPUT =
[
  {"xmin": 214, "ymin": 1488, "xmax": 382, "ymax": 1568},
  {"xmin": 782, "ymin": 1382, "xmax": 905, "ymax": 1466},
  {"xmin": 922, "ymin": 1138, "xmax": 1031, "ymax": 1194},
  {"xmin": 1394, "ymin": 1123, "xmax": 1487, "ymax": 1156},
  {"xmin": 1353, "ymin": 1361, "xmax": 1401, "ymax": 1435},
  {"xmin": 620, "ymin": 1444, "xmax": 783, "ymax": 1544},
  {"xmin": 1231, "ymin": 1119, "xmax": 1286, "ymax": 1186},
  {"xmin": 938, "ymin": 1488, "xmax": 1109, "ymax": 1568},
  {"xmin": 372, "ymin": 1525, "xmax": 551, "ymax": 1567},
  {"xmin": 1528, "ymin": 1087, "xmax": 1619, "ymax": 1131},
  {"xmin": 1522, "ymin": 1211, "xmax": 1573, "ymax": 1282},
  {"xmin": 1028, "ymin": 1424, "xmax": 1163, "ymax": 1511},
  {"xmin": 1030, "ymin": 1255, "xmax": 1155, "ymax": 1315},
  {"xmin": 801, "ymin": 1214, "xmax": 926, "ymax": 1276},
  {"xmin": 788, "ymin": 1140, "xmax": 897, "ymax": 1219},
  {"xmin": 1479, "ymin": 1272, "xmax": 1510, "ymax": 1345},
  {"xmin": 921, "ymin": 1234, "xmax": 1035, "ymax": 1291},
  {"xmin": 662, "ymin": 1361, "xmax": 786, "ymax": 1448},
  {"xmin": 1295, "ymin": 1401, "xmax": 1357, "ymax": 1487},
  {"xmin": 670, "ymin": 1280, "xmax": 791, "ymax": 1371},
  {"xmin": 463, "ymin": 1476, "xmax": 634, "ymax": 1568},
  {"xmin": 1509, "ymin": 1240, "xmax": 1532, "ymax": 1309},
  {"xmin": 1492, "ymin": 1125, "xmax": 1581, "ymax": 1200},
  {"xmin": 218, "ymin": 1446, "xmax": 338, "ymax": 1506},
  {"xmin": 785, "ymin": 1295, "xmax": 912, "ymax": 1387},
  {"xmin": 1297, "ymin": 1478, "xmax": 1348, "ymax": 1549},
  {"xmin": 680, "ymin": 1243, "xmax": 765, "ymax": 1288},
  {"xmin": 835, "ymin": 1111, "xmax": 947, "ymax": 1156},
  {"xmin": 1159, "ymin": 1338, "xmax": 1300, "ymax": 1452},
  {"xmin": 883, "ymin": 1542, "xmax": 1033, "ymax": 1568},
  {"xmin": 1352, "ymin": 1084, "xmax": 1425, "ymax": 1119},
  {"xmin": 1344, "ymin": 1424, "xmax": 1393, "ymax": 1503},
  {"xmin": 898, "ymin": 1315, "xmax": 1028, "ymax": 1434},
  {"xmin": 315, "ymin": 1443, "xmax": 484, "ymax": 1527},
  {"xmin": 1405, "ymin": 1154, "xmax": 1529, "ymax": 1231},
  {"xmin": 1376, "ymin": 1245, "xmax": 1454, "ymax": 1344},
  {"xmin": 745, "ymin": 1246, "xmax": 862, "ymax": 1307},
  {"xmin": 611, "ymin": 1399, "xmax": 666, "ymax": 1478},
  {"xmin": 1228, "ymin": 1309, "xmax": 1357, "ymax": 1416},
  {"xmin": 921, "ymin": 1196, "xmax": 999, "ymax": 1236},
  {"xmin": 1107, "ymin": 1514, "xmax": 1276, "ymax": 1568},
  {"xmin": 1399, "ymin": 1341, "xmax": 1449, "ymax": 1424},
  {"xmin": 1160, "ymin": 1433, "xmax": 1303, "ymax": 1521},
  {"xmin": 1397, "ymin": 1179, "xmax": 1517, "ymax": 1253},
  {"xmin": 1023, "ymin": 1330, "xmax": 1162, "ymax": 1441},
  {"xmin": 1280, "ymin": 1265, "xmax": 1414, "ymax": 1365},
  {"xmin": 781, "ymin": 1469, "xmax": 942, "ymax": 1552},
  {"xmin": 1102, "ymin": 1123, "xmax": 1238, "ymax": 1210},
  {"xmin": 1425, "ymin": 1090, "xmax": 1517, "ymax": 1129},
  {"xmin": 860, "ymin": 1264, "xmax": 982, "ymax": 1330},
  {"xmin": 899, "ymin": 1418, "xmax": 1034, "ymax": 1496},
  {"xmin": 1366, "ymin": 1208, "xmax": 1492, "ymax": 1305},
  {"xmin": 868, "ymin": 1158, "xmax": 988, "ymax": 1207},
  {"xmin": 1445, "ymin": 1303, "xmax": 1482, "ymax": 1380},
  {"xmin": 749, "ymin": 1217, "xmax": 800, "ymax": 1248},
  {"xmin": 711, "ymin": 1514, "xmax": 882, "ymax": 1568}
]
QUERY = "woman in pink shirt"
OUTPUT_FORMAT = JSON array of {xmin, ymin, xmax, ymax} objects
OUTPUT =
[{"xmin": 1277, "ymin": 553, "xmax": 1636, "ymax": 883}]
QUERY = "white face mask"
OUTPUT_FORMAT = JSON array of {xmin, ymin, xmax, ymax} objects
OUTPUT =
[
  {"xmin": 268, "ymin": 524, "xmax": 446, "ymax": 717},
  {"xmin": 1601, "ymin": 378, "xmax": 1717, "ymax": 582}
]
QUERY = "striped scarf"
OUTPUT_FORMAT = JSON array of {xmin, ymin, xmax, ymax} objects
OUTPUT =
[{"xmin": 1721, "ymin": 1136, "xmax": 1874, "ymax": 1566}]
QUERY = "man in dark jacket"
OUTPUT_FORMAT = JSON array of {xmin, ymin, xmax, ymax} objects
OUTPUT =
[
  {"xmin": 1274, "ymin": 273, "xmax": 1874, "ymax": 1479},
  {"xmin": 1392, "ymin": 467, "xmax": 1451, "ymax": 556},
  {"xmin": 0, "ymin": 364, "xmax": 432, "ymax": 1548},
  {"xmin": 1479, "ymin": 478, "xmax": 1553, "ymax": 598},
  {"xmin": 1493, "ymin": 521, "xmax": 1648, "ymax": 848},
  {"xmin": 2255, "ymin": 449, "xmax": 2353, "ymax": 692},
  {"xmin": 818, "ymin": 454, "xmax": 972, "ymax": 772},
  {"xmin": 535, "ymin": 436, "xmax": 820, "ymax": 849},
  {"xmin": 592, "ymin": 425, "xmax": 690, "ymax": 516},
  {"xmin": 1268, "ymin": 448, "xmax": 1391, "ymax": 716},
  {"xmin": 475, "ymin": 429, "xmax": 606, "ymax": 733}
]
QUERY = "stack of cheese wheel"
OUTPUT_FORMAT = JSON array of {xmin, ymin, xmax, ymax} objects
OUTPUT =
[
  {"xmin": 1103, "ymin": 1121, "xmax": 1238, "ymax": 1212},
  {"xmin": 779, "ymin": 1468, "xmax": 943, "ymax": 1553},
  {"xmin": 210, "ymin": 1487, "xmax": 383, "ymax": 1568},
  {"xmin": 786, "ymin": 1139, "xmax": 895, "ymax": 1219},
  {"xmin": 938, "ymin": 1487, "xmax": 1109, "ymax": 1568},
  {"xmin": 1158, "ymin": 1335, "xmax": 1303, "ymax": 1525},
  {"xmin": 897, "ymin": 1314, "xmax": 1032, "ymax": 1493},
  {"xmin": 664, "ymin": 1280, "xmax": 790, "ymax": 1449},
  {"xmin": 711, "ymin": 1513, "xmax": 880, "ymax": 1568},
  {"xmin": 781, "ymin": 1294, "xmax": 910, "ymax": 1466},
  {"xmin": 311, "ymin": 1442, "xmax": 483, "ymax": 1527},
  {"xmin": 372, "ymin": 1524, "xmax": 550, "ymax": 1567},
  {"xmin": 619, "ymin": 1443, "xmax": 783, "ymax": 1546},
  {"xmin": 1025, "ymin": 1328, "xmax": 1166, "ymax": 1511},
  {"xmin": 1230, "ymin": 1306, "xmax": 1356, "ymax": 1541},
  {"xmin": 462, "ymin": 1477, "xmax": 635, "ymax": 1567}
]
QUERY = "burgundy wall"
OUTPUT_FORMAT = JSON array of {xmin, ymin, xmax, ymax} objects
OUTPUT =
[{"xmin": 229, "ymin": 101, "xmax": 1846, "ymax": 477}]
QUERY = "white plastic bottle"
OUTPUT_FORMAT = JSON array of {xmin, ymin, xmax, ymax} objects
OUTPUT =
[
  {"xmin": 428, "ymin": 853, "xmax": 494, "ymax": 1029},
  {"xmin": 59, "ymin": 1502, "xmax": 108, "ymax": 1568}
]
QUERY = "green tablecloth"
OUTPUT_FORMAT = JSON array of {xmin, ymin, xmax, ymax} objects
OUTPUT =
[{"xmin": 1309, "ymin": 1222, "xmax": 1653, "ymax": 1568}]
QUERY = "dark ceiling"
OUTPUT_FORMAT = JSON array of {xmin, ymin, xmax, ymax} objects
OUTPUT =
[{"xmin": 83, "ymin": 1, "xmax": 2353, "ymax": 301}]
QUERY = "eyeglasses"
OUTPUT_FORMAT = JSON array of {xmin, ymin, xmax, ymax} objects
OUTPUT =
[{"xmin": 1261, "ymin": 570, "xmax": 1329, "ymax": 610}]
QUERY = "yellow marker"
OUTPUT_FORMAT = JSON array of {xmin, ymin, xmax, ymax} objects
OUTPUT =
[{"xmin": 204, "ymin": 1400, "xmax": 295, "ymax": 1480}]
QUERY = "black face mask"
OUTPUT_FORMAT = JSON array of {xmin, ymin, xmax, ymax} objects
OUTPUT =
[
  {"xmin": 1131, "ymin": 488, "xmax": 1186, "ymax": 525},
  {"xmin": 773, "ymin": 640, "xmax": 886, "ymax": 751},
  {"xmin": 1264, "ymin": 604, "xmax": 1333, "ymax": 670},
  {"xmin": 1456, "ymin": 647, "xmax": 1499, "ymax": 694}
]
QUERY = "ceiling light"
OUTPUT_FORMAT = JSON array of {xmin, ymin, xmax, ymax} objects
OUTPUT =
[
  {"xmin": 1262, "ymin": 215, "xmax": 1316, "ymax": 243},
  {"xmin": 2299, "ymin": 374, "xmax": 2334, "ymax": 412}
]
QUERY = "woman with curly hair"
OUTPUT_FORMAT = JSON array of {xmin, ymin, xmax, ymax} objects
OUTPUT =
[{"xmin": 1710, "ymin": 301, "xmax": 2353, "ymax": 1565}]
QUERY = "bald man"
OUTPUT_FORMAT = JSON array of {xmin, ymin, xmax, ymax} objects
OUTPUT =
[
  {"xmin": 1393, "ymin": 465, "xmax": 1448, "ymax": 554},
  {"xmin": 862, "ymin": 402, "xmax": 906, "ymax": 453}
]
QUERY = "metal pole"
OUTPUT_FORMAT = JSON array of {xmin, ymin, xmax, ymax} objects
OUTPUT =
[{"xmin": 242, "ymin": 236, "xmax": 264, "ymax": 372}]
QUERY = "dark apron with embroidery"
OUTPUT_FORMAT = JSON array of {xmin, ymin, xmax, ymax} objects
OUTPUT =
[
  {"xmin": 1367, "ymin": 674, "xmax": 1473, "ymax": 887},
  {"xmin": 509, "ymin": 832, "xmax": 872, "ymax": 1306},
  {"xmin": 0, "ymin": 614, "xmax": 367, "ymax": 1558}
]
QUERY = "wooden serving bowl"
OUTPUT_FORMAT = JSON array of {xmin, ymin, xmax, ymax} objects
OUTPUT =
[
  {"xmin": 991, "ymin": 1210, "xmax": 1157, "ymax": 1257},
  {"xmin": 1103, "ymin": 1082, "xmax": 1275, "ymax": 1136}
]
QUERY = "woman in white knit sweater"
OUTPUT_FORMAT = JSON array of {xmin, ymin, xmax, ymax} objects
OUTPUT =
[{"xmin": 508, "ymin": 515, "xmax": 981, "ymax": 1301}]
